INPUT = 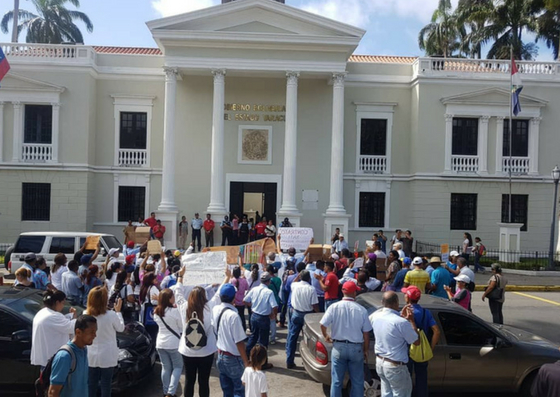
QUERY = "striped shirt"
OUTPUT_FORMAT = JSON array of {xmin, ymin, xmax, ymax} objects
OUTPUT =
[{"xmin": 404, "ymin": 268, "xmax": 430, "ymax": 291}]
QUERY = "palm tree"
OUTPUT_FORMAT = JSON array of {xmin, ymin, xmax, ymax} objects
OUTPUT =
[
  {"xmin": 536, "ymin": 0, "xmax": 560, "ymax": 59},
  {"xmin": 1, "ymin": 0, "xmax": 93, "ymax": 44},
  {"xmin": 419, "ymin": 0, "xmax": 463, "ymax": 57},
  {"xmin": 455, "ymin": 0, "xmax": 495, "ymax": 58}
]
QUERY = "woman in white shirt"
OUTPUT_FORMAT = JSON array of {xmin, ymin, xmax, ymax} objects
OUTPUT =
[
  {"xmin": 153, "ymin": 289, "xmax": 183, "ymax": 397},
  {"xmin": 30, "ymin": 290, "xmax": 77, "ymax": 368},
  {"xmin": 104, "ymin": 261, "xmax": 122, "ymax": 292},
  {"xmin": 109, "ymin": 271, "xmax": 136, "ymax": 322},
  {"xmin": 50, "ymin": 253, "xmax": 69, "ymax": 291},
  {"xmin": 462, "ymin": 232, "xmax": 473, "ymax": 262},
  {"xmin": 85, "ymin": 286, "xmax": 125, "ymax": 397},
  {"xmin": 140, "ymin": 272, "xmax": 160, "ymax": 342},
  {"xmin": 174, "ymin": 266, "xmax": 231, "ymax": 397}
]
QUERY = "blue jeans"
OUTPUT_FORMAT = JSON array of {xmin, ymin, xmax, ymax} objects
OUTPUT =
[
  {"xmin": 270, "ymin": 319, "xmax": 277, "ymax": 342},
  {"xmin": 246, "ymin": 313, "xmax": 270, "ymax": 356},
  {"xmin": 280, "ymin": 290, "xmax": 290, "ymax": 325},
  {"xmin": 325, "ymin": 299, "xmax": 339, "ymax": 310},
  {"xmin": 88, "ymin": 366, "xmax": 113, "ymax": 397},
  {"xmin": 407, "ymin": 360, "xmax": 429, "ymax": 397},
  {"xmin": 157, "ymin": 348, "xmax": 183, "ymax": 395},
  {"xmin": 217, "ymin": 353, "xmax": 245, "ymax": 397},
  {"xmin": 286, "ymin": 309, "xmax": 306, "ymax": 365},
  {"xmin": 473, "ymin": 252, "xmax": 485, "ymax": 272},
  {"xmin": 331, "ymin": 341, "xmax": 364, "ymax": 397},
  {"xmin": 376, "ymin": 359, "xmax": 413, "ymax": 397}
]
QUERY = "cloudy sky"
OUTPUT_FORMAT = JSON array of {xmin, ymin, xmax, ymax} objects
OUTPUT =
[{"xmin": 0, "ymin": 0, "xmax": 554, "ymax": 59}]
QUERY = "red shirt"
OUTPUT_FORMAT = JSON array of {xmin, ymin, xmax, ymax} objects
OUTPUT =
[
  {"xmin": 153, "ymin": 225, "xmax": 166, "ymax": 239},
  {"xmin": 255, "ymin": 222, "xmax": 267, "ymax": 235},
  {"xmin": 144, "ymin": 217, "xmax": 157, "ymax": 229},
  {"xmin": 203, "ymin": 219, "xmax": 215, "ymax": 232},
  {"xmin": 324, "ymin": 272, "xmax": 340, "ymax": 300}
]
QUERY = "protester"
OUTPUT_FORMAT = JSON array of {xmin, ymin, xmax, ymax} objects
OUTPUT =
[
  {"xmin": 153, "ymin": 289, "xmax": 183, "ymax": 397},
  {"xmin": 14, "ymin": 267, "xmax": 35, "ymax": 289},
  {"xmin": 364, "ymin": 252, "xmax": 378, "ymax": 279},
  {"xmin": 315, "ymin": 261, "xmax": 340, "ymax": 310},
  {"xmin": 423, "ymin": 257, "xmax": 434, "ymax": 276},
  {"xmin": 404, "ymin": 256, "xmax": 432, "ymax": 292},
  {"xmin": 402, "ymin": 286, "xmax": 441, "ymax": 397},
  {"xmin": 266, "ymin": 265, "xmax": 282, "ymax": 345},
  {"xmin": 31, "ymin": 290, "xmax": 77, "ymax": 368},
  {"xmin": 139, "ymin": 272, "xmax": 160, "ymax": 342},
  {"xmin": 61, "ymin": 260, "xmax": 84, "ymax": 306},
  {"xmin": 286, "ymin": 270, "xmax": 319, "ymax": 369},
  {"xmin": 482, "ymin": 263, "xmax": 508, "ymax": 324},
  {"xmin": 370, "ymin": 291, "xmax": 419, "ymax": 397},
  {"xmin": 373, "ymin": 241, "xmax": 387, "ymax": 259},
  {"xmin": 445, "ymin": 274, "xmax": 472, "ymax": 311},
  {"xmin": 34, "ymin": 257, "xmax": 54, "ymax": 291},
  {"xmin": 320, "ymin": 281, "xmax": 372, "ymax": 397},
  {"xmin": 229, "ymin": 266, "xmax": 249, "ymax": 330},
  {"xmin": 472, "ymin": 237, "xmax": 486, "ymax": 273},
  {"xmin": 384, "ymin": 250, "xmax": 401, "ymax": 291},
  {"xmin": 203, "ymin": 214, "xmax": 215, "ymax": 247},
  {"xmin": 332, "ymin": 234, "xmax": 349, "ymax": 254},
  {"xmin": 457, "ymin": 257, "xmax": 475, "ymax": 290},
  {"xmin": 104, "ymin": 261, "xmax": 121, "ymax": 292},
  {"xmin": 191, "ymin": 213, "xmax": 203, "ymax": 252},
  {"xmin": 85, "ymin": 286, "xmax": 124, "ymax": 397},
  {"xmin": 279, "ymin": 254, "xmax": 296, "ymax": 327},
  {"xmin": 213, "ymin": 284, "xmax": 250, "ymax": 397},
  {"xmin": 391, "ymin": 257, "xmax": 411, "ymax": 291},
  {"xmin": 83, "ymin": 265, "xmax": 103, "ymax": 306},
  {"xmin": 429, "ymin": 256, "xmax": 452, "ymax": 298},
  {"xmin": 242, "ymin": 345, "xmax": 269, "ymax": 397},
  {"xmin": 48, "ymin": 315, "xmax": 97, "ymax": 397},
  {"xmin": 17, "ymin": 252, "xmax": 37, "ymax": 286},
  {"xmin": 160, "ymin": 264, "xmax": 180, "ymax": 289},
  {"xmin": 394, "ymin": 243, "xmax": 405, "ymax": 260},
  {"xmin": 109, "ymin": 271, "xmax": 136, "ymax": 321},
  {"xmin": 50, "ymin": 253, "xmax": 69, "ymax": 291},
  {"xmin": 153, "ymin": 219, "xmax": 166, "ymax": 245},
  {"xmin": 310, "ymin": 260, "xmax": 326, "ymax": 312},
  {"xmin": 462, "ymin": 232, "xmax": 473, "ymax": 262},
  {"xmin": 245, "ymin": 262, "xmax": 263, "ymax": 332},
  {"xmin": 244, "ymin": 273, "xmax": 277, "ymax": 370}
]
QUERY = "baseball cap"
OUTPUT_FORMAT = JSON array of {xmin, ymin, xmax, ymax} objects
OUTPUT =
[
  {"xmin": 24, "ymin": 252, "xmax": 37, "ymax": 262},
  {"xmin": 219, "ymin": 284, "xmax": 237, "ymax": 300},
  {"xmin": 454, "ymin": 274, "xmax": 471, "ymax": 284},
  {"xmin": 127, "ymin": 241, "xmax": 135, "ymax": 248},
  {"xmin": 125, "ymin": 254, "xmax": 136, "ymax": 264},
  {"xmin": 401, "ymin": 285, "xmax": 422, "ymax": 301},
  {"xmin": 173, "ymin": 250, "xmax": 181, "ymax": 257},
  {"xmin": 403, "ymin": 257, "xmax": 412, "ymax": 266},
  {"xmin": 108, "ymin": 248, "xmax": 119, "ymax": 257},
  {"xmin": 331, "ymin": 253, "xmax": 340, "ymax": 260},
  {"xmin": 80, "ymin": 254, "xmax": 93, "ymax": 265},
  {"xmin": 260, "ymin": 273, "xmax": 272, "ymax": 283},
  {"xmin": 450, "ymin": 250, "xmax": 460, "ymax": 257},
  {"xmin": 342, "ymin": 281, "xmax": 358, "ymax": 294},
  {"xmin": 412, "ymin": 256, "xmax": 423, "ymax": 266}
]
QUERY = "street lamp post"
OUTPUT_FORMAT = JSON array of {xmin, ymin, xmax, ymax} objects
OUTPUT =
[{"xmin": 547, "ymin": 165, "xmax": 560, "ymax": 270}]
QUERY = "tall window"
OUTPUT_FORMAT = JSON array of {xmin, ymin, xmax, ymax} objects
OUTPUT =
[
  {"xmin": 118, "ymin": 186, "xmax": 145, "ymax": 222},
  {"xmin": 452, "ymin": 118, "xmax": 478, "ymax": 156},
  {"xmin": 503, "ymin": 119, "xmax": 529, "ymax": 157},
  {"xmin": 21, "ymin": 183, "xmax": 51, "ymax": 221},
  {"xmin": 359, "ymin": 192, "xmax": 385, "ymax": 228},
  {"xmin": 450, "ymin": 193, "xmax": 477, "ymax": 230},
  {"xmin": 360, "ymin": 119, "xmax": 387, "ymax": 156},
  {"xmin": 120, "ymin": 112, "xmax": 147, "ymax": 149},
  {"xmin": 24, "ymin": 105, "xmax": 52, "ymax": 144},
  {"xmin": 501, "ymin": 194, "xmax": 528, "ymax": 231}
]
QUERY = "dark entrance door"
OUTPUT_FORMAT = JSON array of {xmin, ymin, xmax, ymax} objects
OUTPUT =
[{"xmin": 229, "ymin": 182, "xmax": 277, "ymax": 225}]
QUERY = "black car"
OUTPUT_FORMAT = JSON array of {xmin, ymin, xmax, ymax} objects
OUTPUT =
[{"xmin": 0, "ymin": 287, "xmax": 156, "ymax": 394}]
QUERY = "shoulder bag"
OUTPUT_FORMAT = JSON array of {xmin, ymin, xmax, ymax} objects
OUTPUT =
[
  {"xmin": 409, "ymin": 309, "xmax": 433, "ymax": 363},
  {"xmin": 485, "ymin": 275, "xmax": 504, "ymax": 301},
  {"xmin": 159, "ymin": 313, "xmax": 181, "ymax": 339}
]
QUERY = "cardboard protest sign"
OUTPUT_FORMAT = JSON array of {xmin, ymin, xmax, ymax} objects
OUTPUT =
[
  {"xmin": 308, "ymin": 244, "xmax": 332, "ymax": 262},
  {"xmin": 353, "ymin": 258, "xmax": 364, "ymax": 269},
  {"xmin": 277, "ymin": 227, "xmax": 313, "ymax": 251},
  {"xmin": 134, "ymin": 227, "xmax": 151, "ymax": 244},
  {"xmin": 85, "ymin": 235, "xmax": 100, "ymax": 250},
  {"xmin": 147, "ymin": 240, "xmax": 162, "ymax": 254},
  {"xmin": 181, "ymin": 251, "xmax": 229, "ymax": 285},
  {"xmin": 204, "ymin": 238, "xmax": 277, "ymax": 264},
  {"xmin": 441, "ymin": 244, "xmax": 449, "ymax": 263},
  {"xmin": 123, "ymin": 226, "xmax": 135, "ymax": 244}
]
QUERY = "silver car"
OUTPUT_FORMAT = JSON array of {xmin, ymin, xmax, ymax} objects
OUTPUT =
[{"xmin": 300, "ymin": 292, "xmax": 560, "ymax": 397}]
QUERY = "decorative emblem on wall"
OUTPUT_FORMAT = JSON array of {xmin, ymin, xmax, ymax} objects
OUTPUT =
[{"xmin": 238, "ymin": 125, "xmax": 272, "ymax": 164}]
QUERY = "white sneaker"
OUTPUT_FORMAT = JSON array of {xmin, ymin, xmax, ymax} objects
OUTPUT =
[{"xmin": 270, "ymin": 340, "xmax": 276, "ymax": 345}]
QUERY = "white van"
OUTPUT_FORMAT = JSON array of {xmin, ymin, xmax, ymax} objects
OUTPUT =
[{"xmin": 8, "ymin": 232, "xmax": 124, "ymax": 274}]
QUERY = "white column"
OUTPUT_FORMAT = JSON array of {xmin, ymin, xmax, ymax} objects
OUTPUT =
[
  {"xmin": 326, "ymin": 72, "xmax": 347, "ymax": 215},
  {"xmin": 444, "ymin": 114, "xmax": 453, "ymax": 172},
  {"xmin": 12, "ymin": 101, "xmax": 21, "ymax": 162},
  {"xmin": 0, "ymin": 102, "xmax": 4, "ymax": 162},
  {"xmin": 279, "ymin": 71, "xmax": 300, "ymax": 215},
  {"xmin": 158, "ymin": 68, "xmax": 179, "ymax": 212},
  {"xmin": 529, "ymin": 117, "xmax": 541, "ymax": 175},
  {"xmin": 51, "ymin": 102, "xmax": 60, "ymax": 163},
  {"xmin": 207, "ymin": 69, "xmax": 228, "ymax": 215},
  {"xmin": 495, "ymin": 116, "xmax": 504, "ymax": 173},
  {"xmin": 478, "ymin": 116, "xmax": 489, "ymax": 175}
]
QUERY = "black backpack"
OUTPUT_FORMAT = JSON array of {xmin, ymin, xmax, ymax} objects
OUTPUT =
[{"xmin": 35, "ymin": 344, "xmax": 76, "ymax": 397}]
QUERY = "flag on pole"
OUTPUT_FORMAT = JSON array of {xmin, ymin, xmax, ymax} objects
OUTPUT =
[
  {"xmin": 511, "ymin": 58, "xmax": 523, "ymax": 116},
  {"xmin": 0, "ymin": 47, "xmax": 10, "ymax": 84}
]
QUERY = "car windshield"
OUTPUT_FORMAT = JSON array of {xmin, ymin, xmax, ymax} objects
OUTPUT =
[
  {"xmin": 102, "ymin": 235, "xmax": 122, "ymax": 250},
  {"xmin": 5, "ymin": 291, "xmax": 84, "ymax": 322}
]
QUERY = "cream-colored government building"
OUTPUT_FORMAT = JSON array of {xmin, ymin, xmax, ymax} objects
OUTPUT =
[{"xmin": 0, "ymin": 0, "xmax": 558, "ymax": 250}]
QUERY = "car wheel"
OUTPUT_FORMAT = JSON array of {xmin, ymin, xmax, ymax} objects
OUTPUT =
[
  {"xmin": 4, "ymin": 245, "xmax": 13, "ymax": 267},
  {"xmin": 520, "ymin": 370, "xmax": 538, "ymax": 397}
]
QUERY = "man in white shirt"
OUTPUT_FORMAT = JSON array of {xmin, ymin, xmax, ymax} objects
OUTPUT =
[
  {"xmin": 213, "ymin": 284, "xmax": 249, "ymax": 397},
  {"xmin": 458, "ymin": 257, "xmax": 475, "ymax": 287},
  {"xmin": 332, "ymin": 234, "xmax": 349, "ymax": 254},
  {"xmin": 394, "ymin": 243, "xmax": 406, "ymax": 259},
  {"xmin": 373, "ymin": 241, "xmax": 387, "ymax": 259},
  {"xmin": 286, "ymin": 270, "xmax": 319, "ymax": 369}
]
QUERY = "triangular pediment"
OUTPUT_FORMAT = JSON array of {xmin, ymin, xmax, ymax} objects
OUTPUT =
[
  {"xmin": 441, "ymin": 87, "xmax": 547, "ymax": 107},
  {"xmin": 0, "ymin": 73, "xmax": 65, "ymax": 92},
  {"xmin": 217, "ymin": 21, "xmax": 293, "ymax": 34}
]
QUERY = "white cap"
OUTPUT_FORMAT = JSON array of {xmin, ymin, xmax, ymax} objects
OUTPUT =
[
  {"xmin": 454, "ymin": 274, "xmax": 471, "ymax": 284},
  {"xmin": 108, "ymin": 248, "xmax": 119, "ymax": 256},
  {"xmin": 412, "ymin": 256, "xmax": 423, "ymax": 266},
  {"xmin": 331, "ymin": 253, "xmax": 340, "ymax": 260},
  {"xmin": 450, "ymin": 250, "xmax": 460, "ymax": 257},
  {"xmin": 339, "ymin": 234, "xmax": 344, "ymax": 238}
]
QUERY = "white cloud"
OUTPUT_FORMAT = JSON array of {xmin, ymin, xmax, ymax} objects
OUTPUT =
[{"xmin": 152, "ymin": 0, "xmax": 219, "ymax": 17}]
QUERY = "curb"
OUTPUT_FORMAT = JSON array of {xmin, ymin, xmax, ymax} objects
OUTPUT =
[{"xmin": 474, "ymin": 285, "xmax": 560, "ymax": 292}]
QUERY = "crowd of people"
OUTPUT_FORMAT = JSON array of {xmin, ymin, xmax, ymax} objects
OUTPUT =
[{"xmin": 15, "ymin": 220, "xmax": 511, "ymax": 397}]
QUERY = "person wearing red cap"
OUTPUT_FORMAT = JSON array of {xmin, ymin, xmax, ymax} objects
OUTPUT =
[
  {"xmin": 401, "ymin": 286, "xmax": 441, "ymax": 397},
  {"xmin": 320, "ymin": 281, "xmax": 372, "ymax": 397}
]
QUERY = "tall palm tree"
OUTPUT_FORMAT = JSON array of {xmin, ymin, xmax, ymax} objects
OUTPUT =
[
  {"xmin": 419, "ymin": 0, "xmax": 462, "ymax": 57},
  {"xmin": 1, "ymin": 0, "xmax": 93, "ymax": 44},
  {"xmin": 455, "ymin": 0, "xmax": 495, "ymax": 58},
  {"xmin": 536, "ymin": 0, "xmax": 560, "ymax": 59}
]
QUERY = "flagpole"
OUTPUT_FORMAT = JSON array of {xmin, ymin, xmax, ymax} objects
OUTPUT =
[{"xmin": 509, "ymin": 47, "xmax": 513, "ymax": 224}]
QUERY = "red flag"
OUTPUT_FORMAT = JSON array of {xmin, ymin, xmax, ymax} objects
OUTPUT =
[{"xmin": 0, "ymin": 47, "xmax": 10, "ymax": 82}]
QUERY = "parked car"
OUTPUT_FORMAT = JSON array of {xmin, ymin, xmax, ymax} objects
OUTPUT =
[
  {"xmin": 0, "ymin": 286, "xmax": 155, "ymax": 394},
  {"xmin": 301, "ymin": 292, "xmax": 560, "ymax": 397},
  {"xmin": 7, "ymin": 232, "xmax": 124, "ymax": 274}
]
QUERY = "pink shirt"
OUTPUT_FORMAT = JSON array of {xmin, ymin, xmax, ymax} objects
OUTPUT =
[
  {"xmin": 453, "ymin": 288, "xmax": 471, "ymax": 311},
  {"xmin": 230, "ymin": 277, "xmax": 249, "ymax": 306}
]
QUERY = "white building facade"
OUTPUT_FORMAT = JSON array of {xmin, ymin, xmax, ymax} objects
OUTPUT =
[{"xmin": 0, "ymin": 0, "xmax": 558, "ymax": 250}]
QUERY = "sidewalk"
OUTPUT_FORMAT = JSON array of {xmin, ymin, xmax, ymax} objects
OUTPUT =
[{"xmin": 473, "ymin": 269, "xmax": 560, "ymax": 291}]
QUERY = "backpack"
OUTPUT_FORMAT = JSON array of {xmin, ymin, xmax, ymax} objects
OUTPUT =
[
  {"xmin": 478, "ymin": 244, "xmax": 486, "ymax": 256},
  {"xmin": 35, "ymin": 344, "xmax": 76, "ymax": 397},
  {"xmin": 184, "ymin": 311, "xmax": 208, "ymax": 350},
  {"xmin": 166, "ymin": 275, "xmax": 178, "ymax": 288}
]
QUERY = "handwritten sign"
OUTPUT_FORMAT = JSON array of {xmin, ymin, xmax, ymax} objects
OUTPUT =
[
  {"xmin": 441, "ymin": 244, "xmax": 449, "ymax": 263},
  {"xmin": 147, "ymin": 240, "xmax": 162, "ymax": 255},
  {"xmin": 278, "ymin": 227, "xmax": 313, "ymax": 251},
  {"xmin": 181, "ymin": 251, "xmax": 229, "ymax": 285},
  {"xmin": 85, "ymin": 235, "xmax": 100, "ymax": 250}
]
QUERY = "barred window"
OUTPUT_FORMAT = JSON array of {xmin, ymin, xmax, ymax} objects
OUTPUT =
[
  {"xmin": 360, "ymin": 119, "xmax": 387, "ymax": 156},
  {"xmin": 503, "ymin": 119, "xmax": 529, "ymax": 157},
  {"xmin": 359, "ymin": 192, "xmax": 385, "ymax": 228},
  {"xmin": 118, "ymin": 186, "xmax": 145, "ymax": 222},
  {"xmin": 450, "ymin": 193, "xmax": 477, "ymax": 230},
  {"xmin": 24, "ymin": 105, "xmax": 52, "ymax": 144},
  {"xmin": 452, "ymin": 118, "xmax": 478, "ymax": 156},
  {"xmin": 501, "ymin": 194, "xmax": 528, "ymax": 231},
  {"xmin": 21, "ymin": 183, "xmax": 51, "ymax": 221},
  {"xmin": 120, "ymin": 112, "xmax": 147, "ymax": 149}
]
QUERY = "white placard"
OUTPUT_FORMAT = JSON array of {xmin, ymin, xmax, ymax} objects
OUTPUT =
[
  {"xmin": 181, "ymin": 251, "xmax": 229, "ymax": 285},
  {"xmin": 278, "ymin": 227, "xmax": 314, "ymax": 251},
  {"xmin": 353, "ymin": 258, "xmax": 364, "ymax": 269}
]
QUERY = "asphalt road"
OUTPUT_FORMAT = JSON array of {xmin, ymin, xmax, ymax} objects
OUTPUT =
[{"xmin": 112, "ymin": 291, "xmax": 560, "ymax": 397}]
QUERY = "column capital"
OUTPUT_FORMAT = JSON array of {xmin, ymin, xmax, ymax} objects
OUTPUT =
[
  {"xmin": 286, "ymin": 71, "xmax": 300, "ymax": 84},
  {"xmin": 332, "ymin": 72, "xmax": 347, "ymax": 87},
  {"xmin": 163, "ymin": 67, "xmax": 179, "ymax": 81},
  {"xmin": 12, "ymin": 101, "xmax": 21, "ymax": 107},
  {"xmin": 51, "ymin": 102, "xmax": 61, "ymax": 108},
  {"xmin": 211, "ymin": 69, "xmax": 226, "ymax": 81},
  {"xmin": 445, "ymin": 113, "xmax": 454, "ymax": 121},
  {"xmin": 496, "ymin": 116, "xmax": 505, "ymax": 121},
  {"xmin": 480, "ymin": 115, "xmax": 490, "ymax": 123},
  {"xmin": 531, "ymin": 117, "xmax": 542, "ymax": 125}
]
